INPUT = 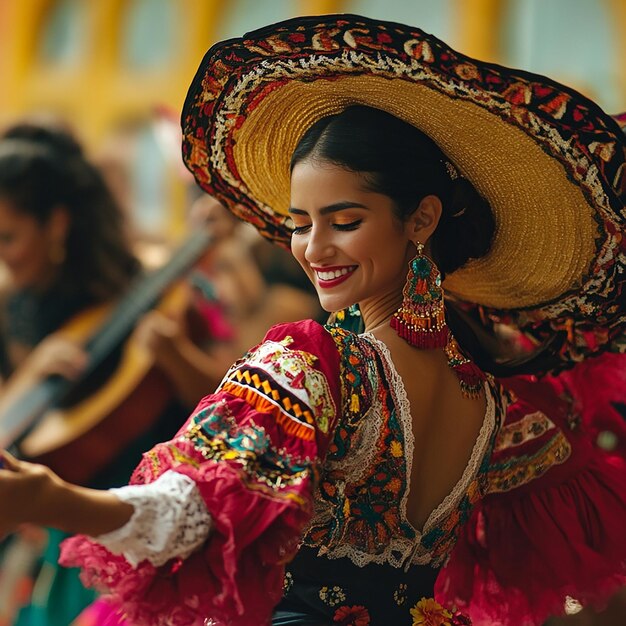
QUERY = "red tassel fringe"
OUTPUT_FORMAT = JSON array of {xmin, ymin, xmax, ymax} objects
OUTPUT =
[{"xmin": 390, "ymin": 316, "xmax": 449, "ymax": 349}]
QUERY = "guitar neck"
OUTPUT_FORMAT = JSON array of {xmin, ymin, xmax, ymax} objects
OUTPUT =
[
  {"xmin": 0, "ymin": 376, "xmax": 68, "ymax": 449},
  {"xmin": 84, "ymin": 229, "xmax": 213, "ymax": 372}
]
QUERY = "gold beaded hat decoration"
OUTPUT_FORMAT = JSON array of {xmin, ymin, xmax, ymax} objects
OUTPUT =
[{"xmin": 182, "ymin": 14, "xmax": 626, "ymax": 360}]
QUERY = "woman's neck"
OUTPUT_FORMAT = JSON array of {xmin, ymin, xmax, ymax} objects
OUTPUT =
[{"xmin": 359, "ymin": 290, "xmax": 403, "ymax": 334}]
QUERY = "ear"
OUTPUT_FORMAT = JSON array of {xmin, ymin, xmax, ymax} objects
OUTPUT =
[
  {"xmin": 404, "ymin": 194, "xmax": 442, "ymax": 244},
  {"xmin": 47, "ymin": 205, "xmax": 71, "ymax": 243}
]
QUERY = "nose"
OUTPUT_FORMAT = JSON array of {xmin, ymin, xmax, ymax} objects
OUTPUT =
[{"xmin": 303, "ymin": 224, "xmax": 334, "ymax": 264}]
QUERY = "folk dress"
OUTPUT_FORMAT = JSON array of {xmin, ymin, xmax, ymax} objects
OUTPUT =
[{"xmin": 60, "ymin": 320, "xmax": 626, "ymax": 626}]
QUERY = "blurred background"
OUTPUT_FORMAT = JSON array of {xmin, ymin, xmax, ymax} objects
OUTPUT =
[
  {"xmin": 0, "ymin": 2, "xmax": 625, "ymax": 625},
  {"xmin": 0, "ymin": 0, "xmax": 623, "ymax": 246}
]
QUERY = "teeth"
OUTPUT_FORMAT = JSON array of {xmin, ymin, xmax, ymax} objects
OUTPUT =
[{"xmin": 317, "ymin": 267, "xmax": 353, "ymax": 281}]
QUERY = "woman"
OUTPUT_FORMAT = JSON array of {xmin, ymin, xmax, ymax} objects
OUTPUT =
[
  {"xmin": 0, "ymin": 123, "xmax": 139, "ymax": 386},
  {"xmin": 0, "ymin": 122, "xmax": 142, "ymax": 626},
  {"xmin": 1, "ymin": 14, "xmax": 626, "ymax": 626},
  {"xmin": 0, "ymin": 123, "xmax": 223, "ymax": 626}
]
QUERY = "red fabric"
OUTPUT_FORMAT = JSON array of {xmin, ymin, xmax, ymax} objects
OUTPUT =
[
  {"xmin": 436, "ymin": 367, "xmax": 626, "ymax": 625},
  {"xmin": 71, "ymin": 598, "xmax": 127, "ymax": 626},
  {"xmin": 556, "ymin": 351, "xmax": 626, "ymax": 458},
  {"xmin": 61, "ymin": 320, "xmax": 342, "ymax": 626}
]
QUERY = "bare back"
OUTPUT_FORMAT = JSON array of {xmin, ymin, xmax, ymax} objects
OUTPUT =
[{"xmin": 371, "ymin": 326, "xmax": 487, "ymax": 532}]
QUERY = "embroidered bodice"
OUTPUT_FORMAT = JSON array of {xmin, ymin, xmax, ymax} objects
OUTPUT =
[
  {"xmin": 303, "ymin": 327, "xmax": 502, "ymax": 568},
  {"xmin": 65, "ymin": 320, "xmax": 506, "ymax": 625}
]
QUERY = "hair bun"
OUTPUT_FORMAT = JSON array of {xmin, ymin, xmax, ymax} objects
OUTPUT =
[{"xmin": 431, "ymin": 177, "xmax": 495, "ymax": 277}]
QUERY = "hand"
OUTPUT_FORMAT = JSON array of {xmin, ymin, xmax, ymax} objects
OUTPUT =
[
  {"xmin": 24, "ymin": 336, "xmax": 88, "ymax": 381},
  {"xmin": 134, "ymin": 311, "xmax": 184, "ymax": 367},
  {"xmin": 0, "ymin": 450, "xmax": 63, "ymax": 539}
]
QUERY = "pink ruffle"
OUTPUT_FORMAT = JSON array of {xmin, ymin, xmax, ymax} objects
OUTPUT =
[
  {"xmin": 437, "ymin": 455, "xmax": 626, "ymax": 625},
  {"xmin": 556, "ymin": 351, "xmax": 626, "ymax": 457},
  {"xmin": 61, "ymin": 320, "xmax": 342, "ymax": 626},
  {"xmin": 63, "ymin": 459, "xmax": 306, "ymax": 625},
  {"xmin": 436, "ymin": 368, "xmax": 626, "ymax": 625},
  {"xmin": 71, "ymin": 598, "xmax": 128, "ymax": 626}
]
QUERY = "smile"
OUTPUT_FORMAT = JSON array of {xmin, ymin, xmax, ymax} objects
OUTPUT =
[{"xmin": 313, "ymin": 265, "xmax": 357, "ymax": 288}]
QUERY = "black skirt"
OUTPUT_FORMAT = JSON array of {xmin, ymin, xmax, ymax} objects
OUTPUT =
[{"xmin": 273, "ymin": 546, "xmax": 440, "ymax": 625}]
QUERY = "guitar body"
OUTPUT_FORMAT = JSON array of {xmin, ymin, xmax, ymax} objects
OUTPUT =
[
  {"xmin": 17, "ymin": 283, "xmax": 190, "ymax": 485},
  {"xmin": 24, "ymin": 368, "xmax": 173, "ymax": 485}
]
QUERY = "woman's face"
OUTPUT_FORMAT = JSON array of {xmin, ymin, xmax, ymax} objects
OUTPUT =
[
  {"xmin": 0, "ymin": 198, "xmax": 61, "ymax": 290},
  {"xmin": 290, "ymin": 160, "xmax": 413, "ymax": 313}
]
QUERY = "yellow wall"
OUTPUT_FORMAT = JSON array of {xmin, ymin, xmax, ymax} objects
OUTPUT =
[
  {"xmin": 0, "ymin": 0, "xmax": 621, "ymax": 239},
  {"xmin": 0, "ymin": 0, "xmax": 506, "ymax": 148},
  {"xmin": 0, "ymin": 0, "xmax": 220, "ymax": 146}
]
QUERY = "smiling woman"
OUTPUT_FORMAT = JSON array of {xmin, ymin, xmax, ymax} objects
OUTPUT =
[
  {"xmin": 1, "ymin": 13, "xmax": 625, "ymax": 626},
  {"xmin": 290, "ymin": 161, "xmax": 407, "ymax": 313},
  {"xmin": 288, "ymin": 106, "xmax": 494, "ymax": 318}
]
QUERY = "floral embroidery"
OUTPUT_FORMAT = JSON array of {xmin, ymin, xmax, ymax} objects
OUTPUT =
[
  {"xmin": 333, "ymin": 605, "xmax": 371, "ymax": 625},
  {"xmin": 283, "ymin": 571, "xmax": 293, "ymax": 594},
  {"xmin": 390, "ymin": 440, "xmax": 403, "ymax": 457},
  {"xmin": 486, "ymin": 379, "xmax": 574, "ymax": 494},
  {"xmin": 220, "ymin": 338, "xmax": 337, "ymax": 436},
  {"xmin": 495, "ymin": 411, "xmax": 556, "ymax": 450},
  {"xmin": 411, "ymin": 598, "xmax": 472, "ymax": 626},
  {"xmin": 182, "ymin": 403, "xmax": 310, "ymax": 494},
  {"xmin": 319, "ymin": 585, "xmax": 347, "ymax": 606},
  {"xmin": 487, "ymin": 430, "xmax": 572, "ymax": 493},
  {"xmin": 302, "ymin": 327, "xmax": 501, "ymax": 569},
  {"xmin": 410, "ymin": 598, "xmax": 452, "ymax": 626},
  {"xmin": 303, "ymin": 328, "xmax": 417, "ymax": 566},
  {"xmin": 394, "ymin": 583, "xmax": 408, "ymax": 606}
]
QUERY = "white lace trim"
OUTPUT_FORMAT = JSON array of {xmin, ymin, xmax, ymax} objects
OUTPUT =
[
  {"xmin": 361, "ymin": 333, "xmax": 415, "ymax": 559},
  {"xmin": 94, "ymin": 471, "xmax": 212, "ymax": 568},
  {"xmin": 325, "ymin": 398, "xmax": 383, "ymax": 481},
  {"xmin": 319, "ymin": 333, "xmax": 496, "ymax": 568}
]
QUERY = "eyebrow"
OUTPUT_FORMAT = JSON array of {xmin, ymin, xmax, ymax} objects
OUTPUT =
[{"xmin": 288, "ymin": 201, "xmax": 370, "ymax": 216}]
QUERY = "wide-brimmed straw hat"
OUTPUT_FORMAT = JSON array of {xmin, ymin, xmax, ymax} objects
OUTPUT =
[{"xmin": 182, "ymin": 14, "xmax": 625, "ymax": 355}]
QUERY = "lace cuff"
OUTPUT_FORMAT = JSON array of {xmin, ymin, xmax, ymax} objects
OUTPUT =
[{"xmin": 94, "ymin": 470, "xmax": 212, "ymax": 567}]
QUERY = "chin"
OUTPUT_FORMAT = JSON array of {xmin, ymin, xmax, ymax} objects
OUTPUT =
[{"xmin": 318, "ymin": 295, "xmax": 355, "ymax": 314}]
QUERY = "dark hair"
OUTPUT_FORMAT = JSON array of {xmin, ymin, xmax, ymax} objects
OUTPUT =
[
  {"xmin": 291, "ymin": 106, "xmax": 559, "ymax": 375},
  {"xmin": 0, "ymin": 123, "xmax": 139, "ymax": 301},
  {"xmin": 290, "ymin": 105, "xmax": 494, "ymax": 277}
]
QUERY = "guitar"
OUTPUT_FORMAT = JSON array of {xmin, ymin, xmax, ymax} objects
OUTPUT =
[{"xmin": 0, "ymin": 229, "xmax": 213, "ymax": 484}]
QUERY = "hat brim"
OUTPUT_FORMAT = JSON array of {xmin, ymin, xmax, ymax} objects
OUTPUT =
[{"xmin": 182, "ymin": 14, "xmax": 625, "ymax": 347}]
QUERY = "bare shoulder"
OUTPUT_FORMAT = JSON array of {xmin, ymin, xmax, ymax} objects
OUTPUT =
[{"xmin": 369, "ymin": 326, "xmax": 448, "ymax": 388}]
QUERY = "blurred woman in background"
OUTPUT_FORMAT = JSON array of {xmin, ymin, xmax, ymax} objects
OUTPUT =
[{"xmin": 0, "ymin": 122, "xmax": 141, "ymax": 626}]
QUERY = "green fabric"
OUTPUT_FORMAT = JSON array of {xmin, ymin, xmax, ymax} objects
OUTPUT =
[
  {"xmin": 326, "ymin": 304, "xmax": 364, "ymax": 334},
  {"xmin": 13, "ymin": 529, "xmax": 96, "ymax": 626},
  {"xmin": 9, "ymin": 401, "xmax": 188, "ymax": 626}
]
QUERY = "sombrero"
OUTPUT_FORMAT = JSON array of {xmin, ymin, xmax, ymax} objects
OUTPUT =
[{"xmin": 182, "ymin": 14, "xmax": 626, "ymax": 356}]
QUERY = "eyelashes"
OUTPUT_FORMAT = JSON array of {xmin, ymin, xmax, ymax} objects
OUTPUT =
[
  {"xmin": 292, "ymin": 220, "xmax": 363, "ymax": 235},
  {"xmin": 335, "ymin": 220, "xmax": 362, "ymax": 231},
  {"xmin": 291, "ymin": 225, "xmax": 310, "ymax": 235}
]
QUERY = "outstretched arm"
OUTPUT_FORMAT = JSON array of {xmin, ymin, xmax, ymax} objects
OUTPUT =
[
  {"xmin": 0, "ymin": 320, "xmax": 343, "ymax": 626},
  {"xmin": 0, "ymin": 450, "xmax": 133, "ymax": 538}
]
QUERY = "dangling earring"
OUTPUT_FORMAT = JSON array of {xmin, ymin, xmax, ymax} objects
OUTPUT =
[{"xmin": 391, "ymin": 241, "xmax": 448, "ymax": 349}]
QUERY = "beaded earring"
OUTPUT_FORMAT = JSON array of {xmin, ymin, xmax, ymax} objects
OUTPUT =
[{"xmin": 390, "ymin": 241, "xmax": 449, "ymax": 349}]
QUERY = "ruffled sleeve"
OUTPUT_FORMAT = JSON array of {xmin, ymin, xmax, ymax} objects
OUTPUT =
[
  {"xmin": 60, "ymin": 319, "xmax": 342, "ymax": 626},
  {"xmin": 435, "ymin": 363, "xmax": 626, "ymax": 625}
]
